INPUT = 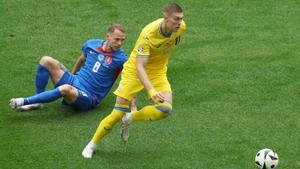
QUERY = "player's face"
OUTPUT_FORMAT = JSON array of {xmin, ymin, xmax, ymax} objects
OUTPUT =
[
  {"xmin": 107, "ymin": 29, "xmax": 125, "ymax": 51},
  {"xmin": 165, "ymin": 12, "xmax": 184, "ymax": 32}
]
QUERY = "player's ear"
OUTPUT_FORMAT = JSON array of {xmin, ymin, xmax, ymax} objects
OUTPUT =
[
  {"xmin": 105, "ymin": 33, "xmax": 110, "ymax": 40},
  {"xmin": 163, "ymin": 12, "xmax": 169, "ymax": 19}
]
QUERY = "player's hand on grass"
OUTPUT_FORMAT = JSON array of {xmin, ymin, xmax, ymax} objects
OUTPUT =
[{"xmin": 148, "ymin": 88, "xmax": 164, "ymax": 104}]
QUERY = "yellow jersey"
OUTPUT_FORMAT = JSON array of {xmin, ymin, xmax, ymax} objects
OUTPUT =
[{"xmin": 123, "ymin": 18, "xmax": 186, "ymax": 76}]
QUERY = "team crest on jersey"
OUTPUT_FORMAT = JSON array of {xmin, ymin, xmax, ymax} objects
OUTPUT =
[
  {"xmin": 103, "ymin": 56, "xmax": 112, "ymax": 67},
  {"xmin": 98, "ymin": 54, "xmax": 104, "ymax": 61},
  {"xmin": 138, "ymin": 45, "xmax": 144, "ymax": 53}
]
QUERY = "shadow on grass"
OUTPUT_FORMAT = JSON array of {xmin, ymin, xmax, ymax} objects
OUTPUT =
[
  {"xmin": 5, "ymin": 102, "xmax": 111, "ymax": 125},
  {"xmin": 77, "ymin": 146, "xmax": 168, "ymax": 168},
  {"xmin": 93, "ymin": 148, "xmax": 162, "ymax": 164}
]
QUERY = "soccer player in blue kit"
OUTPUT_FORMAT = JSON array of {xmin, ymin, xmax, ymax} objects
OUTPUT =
[{"xmin": 9, "ymin": 24, "xmax": 128, "ymax": 111}]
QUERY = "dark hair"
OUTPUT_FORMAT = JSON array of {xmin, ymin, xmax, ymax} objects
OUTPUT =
[
  {"xmin": 164, "ymin": 3, "xmax": 183, "ymax": 15},
  {"xmin": 107, "ymin": 24, "xmax": 125, "ymax": 33}
]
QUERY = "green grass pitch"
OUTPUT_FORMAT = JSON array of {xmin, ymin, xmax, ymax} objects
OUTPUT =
[{"xmin": 0, "ymin": 0, "xmax": 299, "ymax": 168}]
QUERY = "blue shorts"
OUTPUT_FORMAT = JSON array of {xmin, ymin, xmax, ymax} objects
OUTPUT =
[{"xmin": 55, "ymin": 71, "xmax": 98, "ymax": 110}]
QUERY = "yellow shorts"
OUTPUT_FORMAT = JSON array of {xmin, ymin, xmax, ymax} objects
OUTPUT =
[{"xmin": 114, "ymin": 72, "xmax": 171, "ymax": 101}]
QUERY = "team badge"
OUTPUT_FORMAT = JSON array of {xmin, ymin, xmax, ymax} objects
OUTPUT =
[
  {"xmin": 138, "ymin": 45, "xmax": 144, "ymax": 53},
  {"xmin": 98, "ymin": 54, "xmax": 104, "ymax": 61},
  {"xmin": 105, "ymin": 56, "xmax": 112, "ymax": 65}
]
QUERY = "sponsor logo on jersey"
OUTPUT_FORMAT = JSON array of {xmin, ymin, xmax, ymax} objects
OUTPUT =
[{"xmin": 89, "ymin": 50, "xmax": 96, "ymax": 55}]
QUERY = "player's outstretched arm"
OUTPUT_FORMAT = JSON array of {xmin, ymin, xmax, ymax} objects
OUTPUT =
[
  {"xmin": 71, "ymin": 54, "xmax": 86, "ymax": 74},
  {"xmin": 136, "ymin": 57, "xmax": 164, "ymax": 104}
]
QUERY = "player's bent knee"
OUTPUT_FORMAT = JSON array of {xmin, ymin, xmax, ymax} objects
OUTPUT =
[
  {"xmin": 40, "ymin": 56, "xmax": 52, "ymax": 65},
  {"xmin": 155, "ymin": 102, "xmax": 172, "ymax": 116},
  {"xmin": 58, "ymin": 84, "xmax": 75, "ymax": 96},
  {"xmin": 39, "ymin": 56, "xmax": 57, "ymax": 68}
]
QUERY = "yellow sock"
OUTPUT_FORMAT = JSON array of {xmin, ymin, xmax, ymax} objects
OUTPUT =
[
  {"xmin": 92, "ymin": 104, "xmax": 129, "ymax": 144},
  {"xmin": 131, "ymin": 102, "xmax": 172, "ymax": 121}
]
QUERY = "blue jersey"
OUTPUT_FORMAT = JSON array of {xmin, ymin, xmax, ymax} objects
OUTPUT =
[{"xmin": 75, "ymin": 39, "xmax": 127, "ymax": 103}]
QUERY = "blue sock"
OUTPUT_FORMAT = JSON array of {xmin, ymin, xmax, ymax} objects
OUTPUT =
[
  {"xmin": 24, "ymin": 88, "xmax": 62, "ymax": 105},
  {"xmin": 35, "ymin": 64, "xmax": 50, "ymax": 94}
]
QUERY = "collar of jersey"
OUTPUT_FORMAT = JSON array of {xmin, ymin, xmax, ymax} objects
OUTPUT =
[
  {"xmin": 159, "ymin": 21, "xmax": 172, "ymax": 38},
  {"xmin": 97, "ymin": 41, "xmax": 113, "ymax": 56}
]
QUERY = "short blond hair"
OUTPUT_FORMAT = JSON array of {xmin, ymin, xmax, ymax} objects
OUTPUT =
[
  {"xmin": 164, "ymin": 3, "xmax": 183, "ymax": 15},
  {"xmin": 107, "ymin": 24, "xmax": 125, "ymax": 33}
]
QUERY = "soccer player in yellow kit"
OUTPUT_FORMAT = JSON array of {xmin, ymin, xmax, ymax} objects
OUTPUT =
[{"xmin": 82, "ymin": 3, "xmax": 186, "ymax": 158}]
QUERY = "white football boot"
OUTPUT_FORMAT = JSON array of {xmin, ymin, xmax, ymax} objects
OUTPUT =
[
  {"xmin": 120, "ymin": 113, "xmax": 132, "ymax": 142},
  {"xmin": 82, "ymin": 141, "xmax": 97, "ymax": 158},
  {"xmin": 9, "ymin": 98, "xmax": 24, "ymax": 109}
]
